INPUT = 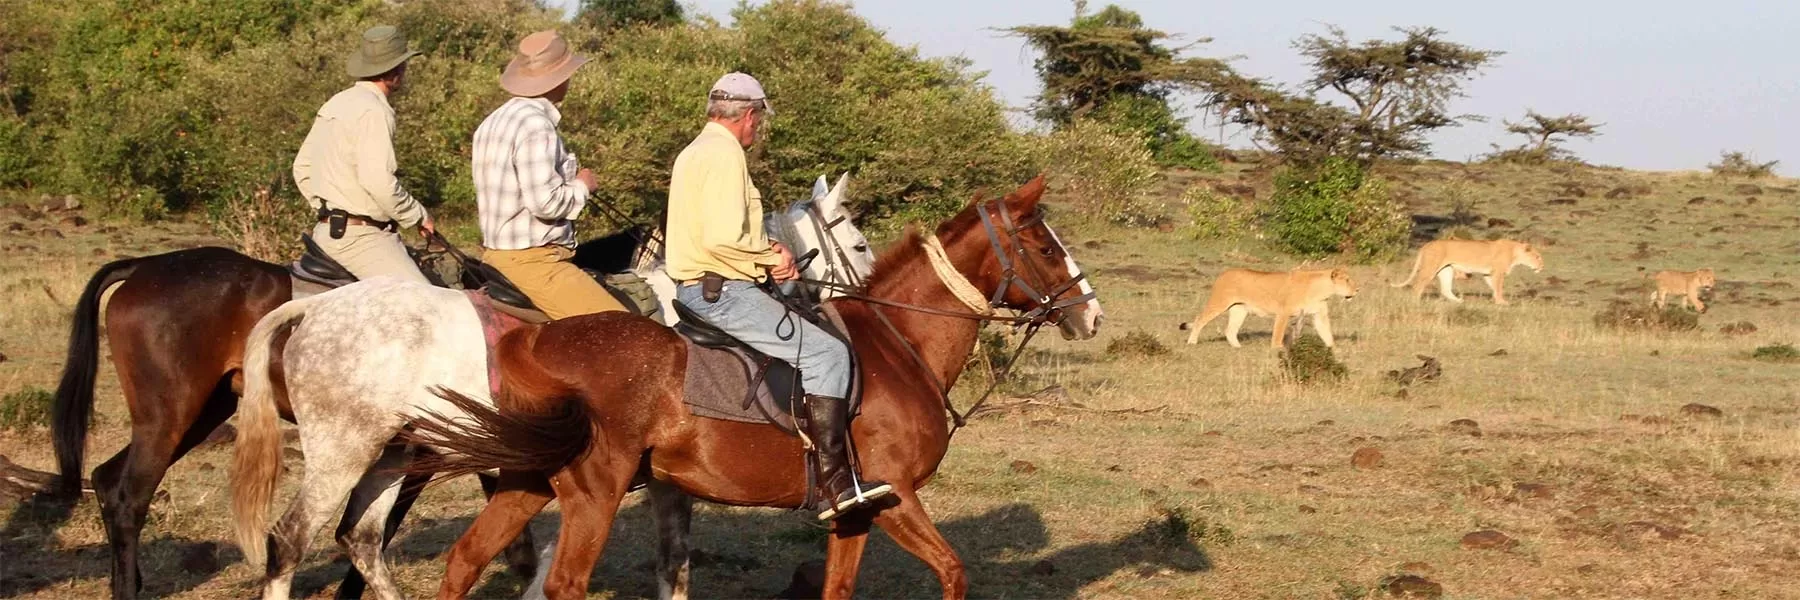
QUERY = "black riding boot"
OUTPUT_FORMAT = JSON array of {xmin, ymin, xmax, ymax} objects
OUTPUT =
[{"xmin": 803, "ymin": 394, "xmax": 893, "ymax": 520}]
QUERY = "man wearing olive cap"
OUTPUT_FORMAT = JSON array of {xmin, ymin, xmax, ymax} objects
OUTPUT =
[
  {"xmin": 667, "ymin": 72, "xmax": 894, "ymax": 521},
  {"xmin": 472, "ymin": 30, "xmax": 623, "ymax": 318},
  {"xmin": 293, "ymin": 25, "xmax": 436, "ymax": 283}
]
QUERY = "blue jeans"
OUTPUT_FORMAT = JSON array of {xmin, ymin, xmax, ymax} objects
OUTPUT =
[{"xmin": 676, "ymin": 280, "xmax": 850, "ymax": 399}]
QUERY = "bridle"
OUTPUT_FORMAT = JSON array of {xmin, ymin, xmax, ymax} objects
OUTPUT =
[
  {"xmin": 804, "ymin": 198, "xmax": 1098, "ymax": 435},
  {"xmin": 800, "ymin": 201, "xmax": 868, "ymax": 295}
]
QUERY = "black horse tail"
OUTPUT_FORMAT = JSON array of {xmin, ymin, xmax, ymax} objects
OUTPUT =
[
  {"xmin": 401, "ymin": 326, "xmax": 594, "ymax": 480},
  {"xmin": 52, "ymin": 256, "xmax": 141, "ymax": 495}
]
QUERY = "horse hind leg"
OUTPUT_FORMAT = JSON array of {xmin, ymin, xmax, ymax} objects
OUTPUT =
[
  {"xmin": 262, "ymin": 421, "xmax": 396, "ymax": 599},
  {"xmin": 479, "ymin": 472, "xmax": 542, "ymax": 579},
  {"xmin": 332, "ymin": 443, "xmax": 413, "ymax": 600},
  {"xmin": 93, "ymin": 375, "xmax": 236, "ymax": 599},
  {"xmin": 540, "ymin": 457, "xmax": 639, "ymax": 600},
  {"xmin": 867, "ymin": 486, "xmax": 965, "ymax": 600},
  {"xmin": 438, "ymin": 471, "xmax": 555, "ymax": 599}
]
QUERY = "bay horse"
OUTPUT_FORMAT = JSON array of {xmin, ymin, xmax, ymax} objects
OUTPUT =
[
  {"xmin": 225, "ymin": 190, "xmax": 879, "ymax": 600},
  {"xmin": 405, "ymin": 175, "xmax": 1104, "ymax": 599}
]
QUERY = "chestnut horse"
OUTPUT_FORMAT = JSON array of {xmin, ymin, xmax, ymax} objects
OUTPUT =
[{"xmin": 406, "ymin": 175, "xmax": 1104, "ymax": 599}]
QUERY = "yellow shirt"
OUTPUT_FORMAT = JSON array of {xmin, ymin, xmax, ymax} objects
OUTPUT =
[
  {"xmin": 292, "ymin": 82, "xmax": 429, "ymax": 228},
  {"xmin": 665, "ymin": 122, "xmax": 780, "ymax": 282}
]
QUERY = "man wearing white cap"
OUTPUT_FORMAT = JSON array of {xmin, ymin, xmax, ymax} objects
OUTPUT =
[
  {"xmin": 293, "ymin": 25, "xmax": 436, "ymax": 283},
  {"xmin": 472, "ymin": 29, "xmax": 623, "ymax": 318},
  {"xmin": 666, "ymin": 72, "xmax": 893, "ymax": 521}
]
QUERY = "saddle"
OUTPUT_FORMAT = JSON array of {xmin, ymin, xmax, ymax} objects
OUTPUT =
[
  {"xmin": 672, "ymin": 298, "xmax": 858, "ymax": 436},
  {"xmin": 287, "ymin": 233, "xmax": 650, "ymax": 324}
]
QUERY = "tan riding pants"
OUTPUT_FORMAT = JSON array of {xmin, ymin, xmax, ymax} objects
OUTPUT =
[
  {"xmin": 482, "ymin": 245, "xmax": 626, "ymax": 319},
  {"xmin": 311, "ymin": 223, "xmax": 430, "ymax": 284}
]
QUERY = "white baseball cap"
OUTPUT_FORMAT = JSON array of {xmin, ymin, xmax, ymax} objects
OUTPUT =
[{"xmin": 708, "ymin": 72, "xmax": 772, "ymax": 114}]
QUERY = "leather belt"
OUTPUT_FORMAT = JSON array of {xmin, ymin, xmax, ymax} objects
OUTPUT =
[{"xmin": 318, "ymin": 214, "xmax": 398, "ymax": 232}]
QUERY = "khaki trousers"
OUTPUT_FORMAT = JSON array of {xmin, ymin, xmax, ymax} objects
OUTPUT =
[
  {"xmin": 482, "ymin": 245, "xmax": 626, "ymax": 319},
  {"xmin": 311, "ymin": 223, "xmax": 429, "ymax": 284}
]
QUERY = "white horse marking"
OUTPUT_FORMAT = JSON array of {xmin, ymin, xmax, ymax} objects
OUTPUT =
[{"xmin": 1043, "ymin": 223, "xmax": 1103, "ymax": 331}]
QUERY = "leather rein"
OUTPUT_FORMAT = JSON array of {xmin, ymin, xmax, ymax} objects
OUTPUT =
[{"xmin": 803, "ymin": 199, "xmax": 1096, "ymax": 436}]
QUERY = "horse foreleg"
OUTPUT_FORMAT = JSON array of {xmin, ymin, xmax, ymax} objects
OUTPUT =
[
  {"xmin": 436, "ymin": 471, "xmax": 553, "ymax": 600},
  {"xmin": 648, "ymin": 480, "xmax": 694, "ymax": 600},
  {"xmin": 333, "ymin": 444, "xmax": 412, "ymax": 600},
  {"xmin": 820, "ymin": 513, "xmax": 874, "ymax": 600},
  {"xmin": 870, "ymin": 488, "xmax": 966, "ymax": 600}
]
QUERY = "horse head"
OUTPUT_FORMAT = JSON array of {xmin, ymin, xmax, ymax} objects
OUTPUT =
[
  {"xmin": 939, "ymin": 175, "xmax": 1105, "ymax": 341},
  {"xmin": 771, "ymin": 173, "xmax": 875, "ymax": 299}
]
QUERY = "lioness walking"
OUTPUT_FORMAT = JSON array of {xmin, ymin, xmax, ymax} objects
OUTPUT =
[
  {"xmin": 1390, "ymin": 239, "xmax": 1543, "ymax": 304},
  {"xmin": 1649, "ymin": 268, "xmax": 1715, "ymax": 312},
  {"xmin": 1183, "ymin": 268, "xmax": 1357, "ymax": 348}
]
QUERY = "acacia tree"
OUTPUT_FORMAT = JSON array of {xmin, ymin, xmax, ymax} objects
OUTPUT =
[
  {"xmin": 1007, "ymin": 2, "xmax": 1226, "ymax": 167},
  {"xmin": 1201, "ymin": 26, "xmax": 1500, "ymax": 164},
  {"xmin": 1485, "ymin": 110, "xmax": 1600, "ymax": 163}
]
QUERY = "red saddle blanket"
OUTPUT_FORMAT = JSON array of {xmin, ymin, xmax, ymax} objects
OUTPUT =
[{"xmin": 464, "ymin": 290, "xmax": 527, "ymax": 398}]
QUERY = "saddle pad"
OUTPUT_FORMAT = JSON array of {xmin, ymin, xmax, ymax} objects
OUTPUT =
[
  {"xmin": 464, "ymin": 290, "xmax": 528, "ymax": 398},
  {"xmin": 681, "ymin": 339, "xmax": 797, "ymax": 432}
]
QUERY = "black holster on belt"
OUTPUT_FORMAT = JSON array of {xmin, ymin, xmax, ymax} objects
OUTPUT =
[
  {"xmin": 325, "ymin": 211, "xmax": 349, "ymax": 239},
  {"xmin": 701, "ymin": 272, "xmax": 726, "ymax": 303}
]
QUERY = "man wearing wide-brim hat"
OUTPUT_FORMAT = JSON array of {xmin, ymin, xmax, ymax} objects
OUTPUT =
[
  {"xmin": 293, "ymin": 25, "xmax": 436, "ymax": 283},
  {"xmin": 472, "ymin": 29, "xmax": 625, "ymax": 319}
]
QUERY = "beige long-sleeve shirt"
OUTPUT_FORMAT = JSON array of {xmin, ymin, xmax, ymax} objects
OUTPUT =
[
  {"xmin": 292, "ymin": 82, "xmax": 428, "ymax": 228},
  {"xmin": 665, "ymin": 122, "xmax": 780, "ymax": 282}
]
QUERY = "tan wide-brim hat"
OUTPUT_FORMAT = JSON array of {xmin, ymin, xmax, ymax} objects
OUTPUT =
[
  {"xmin": 346, "ymin": 25, "xmax": 422, "ymax": 79},
  {"xmin": 500, "ymin": 30, "xmax": 588, "ymax": 97}
]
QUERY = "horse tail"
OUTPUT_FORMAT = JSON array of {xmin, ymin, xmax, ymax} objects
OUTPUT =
[
  {"xmin": 1389, "ymin": 250, "xmax": 1424, "ymax": 288},
  {"xmin": 230, "ymin": 293, "xmax": 319, "ymax": 567},
  {"xmin": 402, "ymin": 326, "xmax": 593, "ymax": 480},
  {"xmin": 51, "ymin": 256, "xmax": 141, "ymax": 496}
]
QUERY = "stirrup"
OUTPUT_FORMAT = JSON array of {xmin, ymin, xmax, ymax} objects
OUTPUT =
[{"xmin": 816, "ymin": 480, "xmax": 894, "ymax": 521}]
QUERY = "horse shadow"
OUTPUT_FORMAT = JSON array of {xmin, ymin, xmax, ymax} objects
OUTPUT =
[{"xmin": 301, "ymin": 499, "xmax": 1211, "ymax": 599}]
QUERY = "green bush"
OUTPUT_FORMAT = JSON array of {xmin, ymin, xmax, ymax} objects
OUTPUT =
[
  {"xmin": 0, "ymin": 386, "xmax": 53, "ymax": 433},
  {"xmin": 1708, "ymin": 151, "xmax": 1779, "ymax": 179},
  {"xmin": 1031, "ymin": 119, "xmax": 1161, "ymax": 225},
  {"xmin": 1280, "ymin": 334, "xmax": 1347, "ymax": 384},
  {"xmin": 1183, "ymin": 186, "xmax": 1254, "ymax": 240},
  {"xmin": 0, "ymin": 0, "xmax": 1029, "ymax": 233},
  {"xmin": 1750, "ymin": 343, "xmax": 1800, "ymax": 363},
  {"xmin": 1105, "ymin": 330, "xmax": 1169, "ymax": 358},
  {"xmin": 1090, "ymin": 95, "xmax": 1220, "ymax": 171},
  {"xmin": 1592, "ymin": 301, "xmax": 1700, "ymax": 333},
  {"xmin": 1265, "ymin": 157, "xmax": 1408, "ymax": 263}
]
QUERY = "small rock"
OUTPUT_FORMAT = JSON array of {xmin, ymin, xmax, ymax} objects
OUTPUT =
[
  {"xmin": 1298, "ymin": 505, "xmax": 1317, "ymax": 514},
  {"xmin": 1488, "ymin": 349, "xmax": 1508, "ymax": 357},
  {"xmin": 91, "ymin": 247, "xmax": 106, "ymax": 256},
  {"xmin": 1082, "ymin": 240, "xmax": 1102, "ymax": 249},
  {"xmin": 1447, "ymin": 419, "xmax": 1482, "ymax": 437},
  {"xmin": 1576, "ymin": 563, "xmax": 1600, "ymax": 574},
  {"xmin": 3, "ymin": 222, "xmax": 22, "ymax": 233},
  {"xmin": 178, "ymin": 541, "xmax": 221, "ymax": 573},
  {"xmin": 1460, "ymin": 530, "xmax": 1517, "ymax": 550},
  {"xmin": 40, "ymin": 229, "xmax": 64, "ymax": 239},
  {"xmin": 1720, "ymin": 321, "xmax": 1758, "ymax": 336},
  {"xmin": 62, "ymin": 195, "xmax": 80, "ymax": 211},
  {"xmin": 1351, "ymin": 447, "xmax": 1384, "ymax": 469},
  {"xmin": 1187, "ymin": 477, "xmax": 1213, "ymax": 490},
  {"xmin": 1316, "ymin": 419, "xmax": 1335, "ymax": 426},
  {"xmin": 1380, "ymin": 574, "xmax": 1444, "ymax": 598},
  {"xmin": 1687, "ymin": 196, "xmax": 1709, "ymax": 205},
  {"xmin": 0, "ymin": 351, "xmax": 7, "ymax": 364},
  {"xmin": 1573, "ymin": 505, "xmax": 1600, "ymax": 519},
  {"xmin": 1009, "ymin": 460, "xmax": 1038, "ymax": 475},
  {"xmin": 1510, "ymin": 482, "xmax": 1555, "ymax": 500},
  {"xmin": 1734, "ymin": 183, "xmax": 1764, "ymax": 195},
  {"xmin": 1202, "ymin": 430, "xmax": 1223, "ymax": 437},
  {"xmin": 1679, "ymin": 403, "xmax": 1723, "ymax": 419},
  {"xmin": 58, "ymin": 215, "xmax": 87, "ymax": 229},
  {"xmin": 1650, "ymin": 350, "xmax": 1661, "ymax": 357},
  {"xmin": 1106, "ymin": 464, "xmax": 1124, "ymax": 472},
  {"xmin": 1026, "ymin": 559, "xmax": 1057, "ymax": 577},
  {"xmin": 1486, "ymin": 217, "xmax": 1514, "ymax": 228},
  {"xmin": 1298, "ymin": 484, "xmax": 1325, "ymax": 494},
  {"xmin": 1394, "ymin": 388, "xmax": 1410, "ymax": 400},
  {"xmin": 1548, "ymin": 197, "xmax": 1578, "ymax": 205},
  {"xmin": 1604, "ymin": 187, "xmax": 1633, "ymax": 199}
]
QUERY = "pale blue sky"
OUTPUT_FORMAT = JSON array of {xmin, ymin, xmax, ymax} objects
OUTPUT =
[{"xmin": 551, "ymin": 0, "xmax": 1798, "ymax": 173}]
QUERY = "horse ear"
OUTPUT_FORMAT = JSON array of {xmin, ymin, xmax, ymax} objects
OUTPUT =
[
  {"xmin": 1005, "ymin": 173, "xmax": 1048, "ymax": 213},
  {"xmin": 811, "ymin": 175, "xmax": 829, "ymax": 201},
  {"xmin": 822, "ymin": 173, "xmax": 850, "ymax": 214}
]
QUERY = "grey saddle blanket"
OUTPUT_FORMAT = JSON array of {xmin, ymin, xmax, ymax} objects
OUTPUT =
[{"xmin": 681, "ymin": 339, "xmax": 798, "ymax": 431}]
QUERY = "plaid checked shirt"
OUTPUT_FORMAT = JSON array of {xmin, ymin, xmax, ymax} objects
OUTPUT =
[{"xmin": 472, "ymin": 97, "xmax": 589, "ymax": 250}]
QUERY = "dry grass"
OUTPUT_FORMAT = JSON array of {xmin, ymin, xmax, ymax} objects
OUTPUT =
[{"xmin": 4, "ymin": 162, "xmax": 1800, "ymax": 598}]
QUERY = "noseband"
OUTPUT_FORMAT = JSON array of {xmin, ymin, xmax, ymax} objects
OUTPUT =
[
  {"xmin": 803, "ymin": 202, "xmax": 866, "ymax": 292},
  {"xmin": 974, "ymin": 200, "xmax": 1097, "ymax": 325}
]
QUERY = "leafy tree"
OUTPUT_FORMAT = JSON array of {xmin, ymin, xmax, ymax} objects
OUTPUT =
[
  {"xmin": 1007, "ymin": 2, "xmax": 1224, "ymax": 168},
  {"xmin": 1708, "ymin": 150, "xmax": 1780, "ymax": 178},
  {"xmin": 1201, "ymin": 26, "xmax": 1500, "ymax": 164},
  {"xmin": 1484, "ymin": 110, "xmax": 1600, "ymax": 164},
  {"xmin": 578, "ymin": 0, "xmax": 682, "ymax": 30}
]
